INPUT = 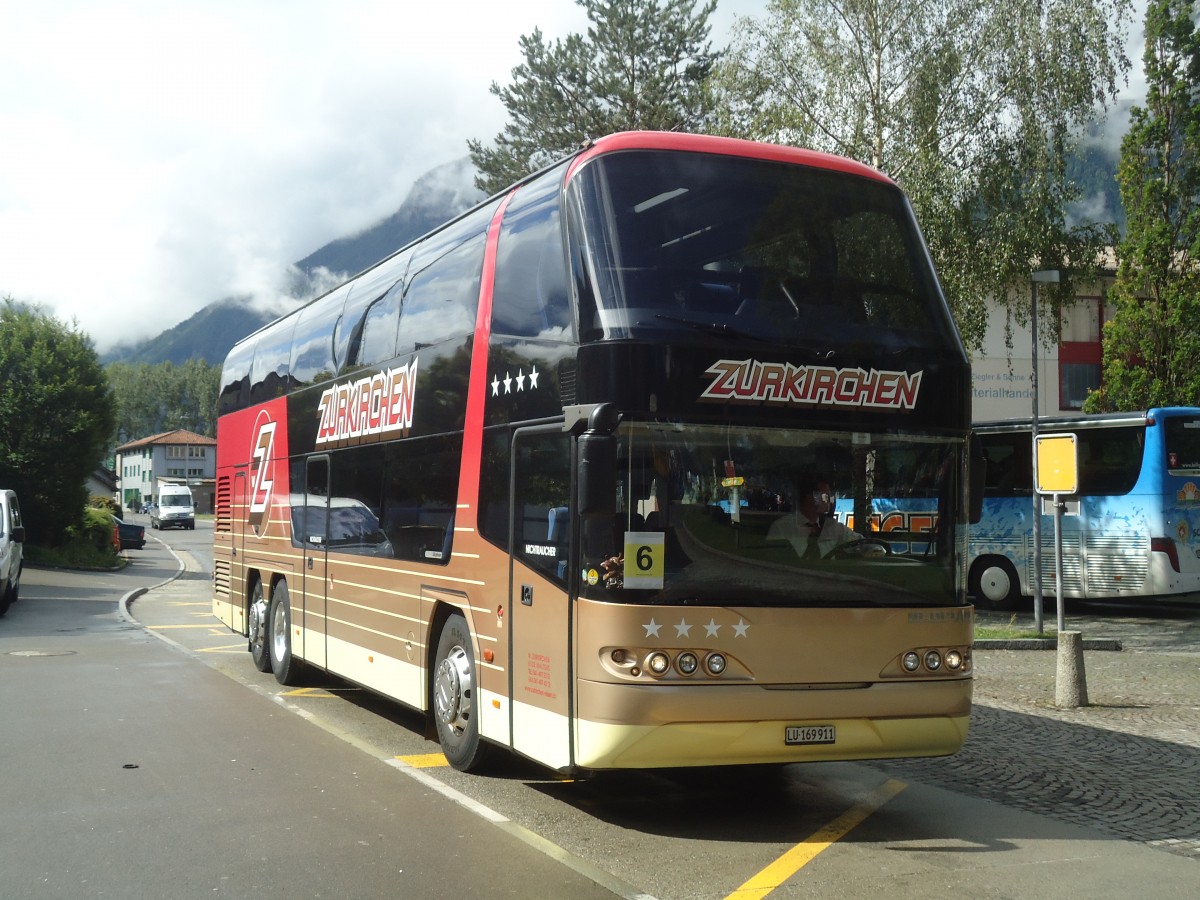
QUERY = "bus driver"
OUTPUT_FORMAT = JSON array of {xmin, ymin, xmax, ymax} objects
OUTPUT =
[{"xmin": 767, "ymin": 475, "xmax": 884, "ymax": 560}]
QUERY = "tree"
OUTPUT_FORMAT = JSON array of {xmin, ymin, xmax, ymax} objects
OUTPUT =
[
  {"xmin": 1087, "ymin": 1, "xmax": 1200, "ymax": 411},
  {"xmin": 468, "ymin": 0, "xmax": 720, "ymax": 195},
  {"xmin": 710, "ymin": 0, "xmax": 1132, "ymax": 350},
  {"xmin": 0, "ymin": 299, "xmax": 117, "ymax": 546},
  {"xmin": 107, "ymin": 359, "xmax": 221, "ymax": 443}
]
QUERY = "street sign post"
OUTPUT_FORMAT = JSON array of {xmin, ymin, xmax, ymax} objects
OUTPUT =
[{"xmin": 1034, "ymin": 432, "xmax": 1087, "ymax": 707}]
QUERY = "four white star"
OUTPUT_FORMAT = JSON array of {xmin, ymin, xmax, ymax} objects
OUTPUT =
[
  {"xmin": 638, "ymin": 616, "xmax": 750, "ymax": 640},
  {"xmin": 491, "ymin": 365, "xmax": 541, "ymax": 396}
]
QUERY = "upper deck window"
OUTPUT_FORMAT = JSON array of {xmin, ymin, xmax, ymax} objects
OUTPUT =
[
  {"xmin": 566, "ymin": 149, "xmax": 956, "ymax": 352},
  {"xmin": 1164, "ymin": 415, "xmax": 1200, "ymax": 475}
]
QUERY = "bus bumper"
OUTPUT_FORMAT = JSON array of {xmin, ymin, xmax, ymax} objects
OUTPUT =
[{"xmin": 572, "ymin": 679, "xmax": 970, "ymax": 770}]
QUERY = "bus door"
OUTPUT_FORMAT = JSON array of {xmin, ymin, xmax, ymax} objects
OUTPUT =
[
  {"xmin": 299, "ymin": 456, "xmax": 330, "ymax": 668},
  {"xmin": 508, "ymin": 428, "xmax": 574, "ymax": 770}
]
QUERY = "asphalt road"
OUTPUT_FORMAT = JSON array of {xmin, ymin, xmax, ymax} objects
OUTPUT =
[
  {"xmin": 1, "ymin": 539, "xmax": 620, "ymax": 900},
  {"xmin": 4, "ymin": 521, "xmax": 1198, "ymax": 899}
]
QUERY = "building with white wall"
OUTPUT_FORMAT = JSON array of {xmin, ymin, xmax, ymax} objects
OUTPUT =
[
  {"xmin": 970, "ymin": 271, "xmax": 1111, "ymax": 422},
  {"xmin": 114, "ymin": 429, "xmax": 217, "ymax": 514}
]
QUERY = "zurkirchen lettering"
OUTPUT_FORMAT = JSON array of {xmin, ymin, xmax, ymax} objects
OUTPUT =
[
  {"xmin": 315, "ymin": 358, "xmax": 418, "ymax": 446},
  {"xmin": 699, "ymin": 358, "xmax": 922, "ymax": 410}
]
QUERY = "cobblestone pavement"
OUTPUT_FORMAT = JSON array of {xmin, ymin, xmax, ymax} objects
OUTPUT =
[{"xmin": 869, "ymin": 638, "xmax": 1200, "ymax": 862}]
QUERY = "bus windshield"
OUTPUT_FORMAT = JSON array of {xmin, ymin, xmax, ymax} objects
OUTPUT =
[
  {"xmin": 580, "ymin": 421, "xmax": 960, "ymax": 609},
  {"xmin": 569, "ymin": 149, "xmax": 955, "ymax": 352}
]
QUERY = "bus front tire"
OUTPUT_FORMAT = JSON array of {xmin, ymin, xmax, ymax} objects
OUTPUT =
[
  {"xmin": 249, "ymin": 579, "xmax": 272, "ymax": 673},
  {"xmin": 970, "ymin": 557, "xmax": 1023, "ymax": 611},
  {"xmin": 432, "ymin": 613, "xmax": 490, "ymax": 772},
  {"xmin": 268, "ymin": 579, "xmax": 305, "ymax": 686}
]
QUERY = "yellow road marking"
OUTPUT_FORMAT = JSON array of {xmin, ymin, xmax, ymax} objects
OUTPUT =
[
  {"xmin": 396, "ymin": 753, "xmax": 449, "ymax": 769},
  {"xmin": 725, "ymin": 778, "xmax": 907, "ymax": 899},
  {"xmin": 197, "ymin": 643, "xmax": 247, "ymax": 653},
  {"xmin": 148, "ymin": 623, "xmax": 222, "ymax": 629},
  {"xmin": 280, "ymin": 687, "xmax": 337, "ymax": 697}
]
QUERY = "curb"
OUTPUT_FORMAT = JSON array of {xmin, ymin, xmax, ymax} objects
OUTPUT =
[{"xmin": 974, "ymin": 638, "xmax": 1123, "ymax": 651}]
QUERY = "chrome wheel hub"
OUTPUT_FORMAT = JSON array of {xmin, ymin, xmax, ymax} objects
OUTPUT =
[
  {"xmin": 434, "ymin": 646, "xmax": 473, "ymax": 731},
  {"xmin": 249, "ymin": 594, "xmax": 268, "ymax": 647}
]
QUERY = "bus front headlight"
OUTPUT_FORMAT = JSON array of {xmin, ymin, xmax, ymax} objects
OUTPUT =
[{"xmin": 646, "ymin": 651, "xmax": 670, "ymax": 676}]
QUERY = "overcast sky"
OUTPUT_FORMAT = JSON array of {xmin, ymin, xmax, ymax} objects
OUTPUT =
[{"xmin": 2, "ymin": 1, "xmax": 1144, "ymax": 356}]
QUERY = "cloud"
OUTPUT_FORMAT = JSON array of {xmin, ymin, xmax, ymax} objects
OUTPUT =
[
  {"xmin": 0, "ymin": 0, "xmax": 1137, "ymax": 354},
  {"xmin": 0, "ymin": 0, "xmax": 597, "ymax": 352}
]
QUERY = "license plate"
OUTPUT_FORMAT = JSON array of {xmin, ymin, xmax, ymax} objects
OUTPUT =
[{"xmin": 785, "ymin": 725, "xmax": 836, "ymax": 745}]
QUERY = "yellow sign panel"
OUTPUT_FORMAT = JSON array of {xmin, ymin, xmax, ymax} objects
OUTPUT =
[
  {"xmin": 721, "ymin": 476, "xmax": 745, "ymax": 487},
  {"xmin": 1036, "ymin": 433, "xmax": 1078, "ymax": 494},
  {"xmin": 622, "ymin": 531, "xmax": 665, "ymax": 589}
]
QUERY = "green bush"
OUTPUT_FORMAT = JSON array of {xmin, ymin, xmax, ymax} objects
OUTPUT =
[
  {"xmin": 74, "ymin": 505, "xmax": 116, "ymax": 554},
  {"xmin": 89, "ymin": 495, "xmax": 119, "ymax": 514},
  {"xmin": 22, "ymin": 503, "xmax": 122, "ymax": 570}
]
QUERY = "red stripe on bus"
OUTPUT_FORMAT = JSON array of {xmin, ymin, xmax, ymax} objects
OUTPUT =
[{"xmin": 455, "ymin": 191, "xmax": 514, "ymax": 528}]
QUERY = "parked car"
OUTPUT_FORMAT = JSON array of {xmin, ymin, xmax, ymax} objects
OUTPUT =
[
  {"xmin": 111, "ymin": 515, "xmax": 146, "ymax": 552},
  {"xmin": 1, "ymin": 489, "xmax": 25, "ymax": 616}
]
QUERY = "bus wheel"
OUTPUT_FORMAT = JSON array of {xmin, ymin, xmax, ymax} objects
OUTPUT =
[
  {"xmin": 970, "ymin": 557, "xmax": 1022, "ymax": 611},
  {"xmin": 432, "ymin": 613, "xmax": 490, "ymax": 772},
  {"xmin": 248, "ymin": 579, "xmax": 272, "ymax": 673},
  {"xmin": 268, "ymin": 579, "xmax": 304, "ymax": 686}
]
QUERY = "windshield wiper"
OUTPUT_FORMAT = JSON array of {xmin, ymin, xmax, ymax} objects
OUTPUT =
[{"xmin": 653, "ymin": 313, "xmax": 768, "ymax": 342}]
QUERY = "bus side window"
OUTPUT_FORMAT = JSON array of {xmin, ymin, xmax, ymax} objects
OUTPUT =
[
  {"xmin": 345, "ymin": 280, "xmax": 403, "ymax": 371},
  {"xmin": 493, "ymin": 173, "xmax": 571, "ymax": 339},
  {"xmin": 379, "ymin": 436, "xmax": 462, "ymax": 565},
  {"xmin": 548, "ymin": 506, "xmax": 569, "ymax": 579},
  {"xmin": 399, "ymin": 236, "xmax": 484, "ymax": 351},
  {"xmin": 981, "ymin": 434, "xmax": 1030, "ymax": 495},
  {"xmin": 478, "ymin": 428, "xmax": 512, "ymax": 552},
  {"xmin": 514, "ymin": 432, "xmax": 572, "ymax": 583}
]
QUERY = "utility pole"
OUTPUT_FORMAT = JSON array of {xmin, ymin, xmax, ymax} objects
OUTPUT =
[{"xmin": 1030, "ymin": 270, "xmax": 1059, "ymax": 634}]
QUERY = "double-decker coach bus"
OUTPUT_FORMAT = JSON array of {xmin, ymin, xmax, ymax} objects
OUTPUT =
[
  {"xmin": 969, "ymin": 407, "xmax": 1200, "ymax": 610},
  {"xmin": 213, "ymin": 131, "xmax": 977, "ymax": 774}
]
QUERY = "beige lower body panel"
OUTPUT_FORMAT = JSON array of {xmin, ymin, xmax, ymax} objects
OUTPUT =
[
  {"xmin": 573, "ymin": 678, "xmax": 970, "ymax": 770},
  {"xmin": 213, "ymin": 596, "xmax": 242, "ymax": 633},
  {"xmin": 298, "ymin": 629, "xmax": 423, "ymax": 710}
]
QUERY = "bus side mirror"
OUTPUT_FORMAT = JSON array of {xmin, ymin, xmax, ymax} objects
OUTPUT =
[
  {"xmin": 968, "ymin": 433, "xmax": 985, "ymax": 524},
  {"xmin": 577, "ymin": 402, "xmax": 620, "ymax": 517},
  {"xmin": 11, "ymin": 525, "xmax": 25, "ymax": 543},
  {"xmin": 578, "ymin": 433, "xmax": 616, "ymax": 517}
]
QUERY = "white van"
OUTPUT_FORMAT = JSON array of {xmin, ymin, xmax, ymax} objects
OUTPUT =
[
  {"xmin": 1, "ymin": 488, "xmax": 25, "ymax": 617},
  {"xmin": 152, "ymin": 484, "xmax": 195, "ymax": 530}
]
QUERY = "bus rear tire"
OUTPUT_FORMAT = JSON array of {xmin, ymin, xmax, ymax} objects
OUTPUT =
[
  {"xmin": 268, "ymin": 579, "xmax": 305, "ymax": 686},
  {"xmin": 249, "ymin": 579, "xmax": 272, "ymax": 673},
  {"xmin": 432, "ymin": 613, "xmax": 490, "ymax": 772},
  {"xmin": 970, "ymin": 557, "xmax": 1022, "ymax": 611}
]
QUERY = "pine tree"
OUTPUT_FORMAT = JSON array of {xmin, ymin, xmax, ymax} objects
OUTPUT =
[
  {"xmin": 1087, "ymin": 0, "xmax": 1200, "ymax": 411},
  {"xmin": 468, "ymin": 0, "xmax": 719, "ymax": 195}
]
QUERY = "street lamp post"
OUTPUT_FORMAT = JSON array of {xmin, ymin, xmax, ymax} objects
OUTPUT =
[{"xmin": 1030, "ymin": 269, "xmax": 1060, "ymax": 634}]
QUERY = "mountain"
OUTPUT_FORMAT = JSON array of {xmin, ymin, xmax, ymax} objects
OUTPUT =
[
  {"xmin": 100, "ymin": 296, "xmax": 272, "ymax": 367},
  {"xmin": 103, "ymin": 141, "xmax": 1124, "ymax": 370},
  {"xmin": 102, "ymin": 157, "xmax": 483, "ymax": 367},
  {"xmin": 295, "ymin": 157, "xmax": 482, "ymax": 279}
]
